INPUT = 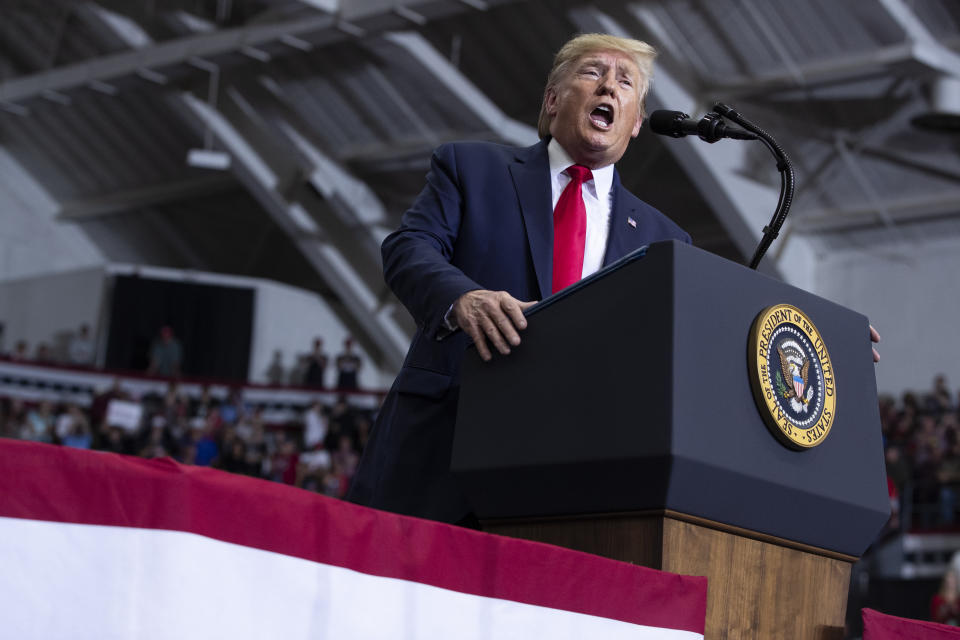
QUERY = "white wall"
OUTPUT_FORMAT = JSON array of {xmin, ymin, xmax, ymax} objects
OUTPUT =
[
  {"xmin": 806, "ymin": 233, "xmax": 960, "ymax": 397},
  {"xmin": 0, "ymin": 268, "xmax": 106, "ymax": 359},
  {"xmin": 0, "ymin": 148, "xmax": 105, "ymax": 282}
]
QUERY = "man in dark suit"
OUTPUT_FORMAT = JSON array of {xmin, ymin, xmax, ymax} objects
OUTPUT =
[{"xmin": 348, "ymin": 33, "xmax": 690, "ymax": 524}]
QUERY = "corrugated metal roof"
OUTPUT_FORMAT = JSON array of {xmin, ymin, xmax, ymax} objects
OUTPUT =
[{"xmin": 1, "ymin": 0, "xmax": 959, "ymax": 363}]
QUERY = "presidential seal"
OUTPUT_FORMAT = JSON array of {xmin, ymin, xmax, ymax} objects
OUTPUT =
[{"xmin": 748, "ymin": 304, "xmax": 836, "ymax": 449}]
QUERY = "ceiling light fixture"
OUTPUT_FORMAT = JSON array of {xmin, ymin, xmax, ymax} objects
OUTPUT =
[{"xmin": 912, "ymin": 76, "xmax": 960, "ymax": 132}]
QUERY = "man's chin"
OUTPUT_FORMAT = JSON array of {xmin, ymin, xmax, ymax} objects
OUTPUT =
[{"xmin": 580, "ymin": 140, "xmax": 621, "ymax": 164}]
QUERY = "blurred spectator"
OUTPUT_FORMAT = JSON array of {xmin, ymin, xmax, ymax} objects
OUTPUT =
[
  {"xmin": 323, "ymin": 460, "xmax": 350, "ymax": 499},
  {"xmin": 60, "ymin": 408, "xmax": 92, "ymax": 449},
  {"xmin": 220, "ymin": 388, "xmax": 246, "ymax": 425},
  {"xmin": 288, "ymin": 354, "xmax": 309, "ymax": 386},
  {"xmin": 304, "ymin": 338, "xmax": 328, "ymax": 389},
  {"xmin": 33, "ymin": 343, "xmax": 52, "ymax": 364},
  {"xmin": 219, "ymin": 438, "xmax": 255, "ymax": 475},
  {"xmin": 355, "ymin": 415, "xmax": 371, "ymax": 453},
  {"xmin": 138, "ymin": 413, "xmax": 177, "ymax": 459},
  {"xmin": 102, "ymin": 425, "xmax": 135, "ymax": 456},
  {"xmin": 147, "ymin": 326, "xmax": 183, "ymax": 377},
  {"xmin": 934, "ymin": 375, "xmax": 955, "ymax": 412},
  {"xmin": 179, "ymin": 442, "xmax": 197, "ymax": 465},
  {"xmin": 245, "ymin": 418, "xmax": 269, "ymax": 476},
  {"xmin": 55, "ymin": 404, "xmax": 88, "ymax": 441},
  {"xmin": 192, "ymin": 420, "xmax": 220, "ymax": 467},
  {"xmin": 886, "ymin": 445, "xmax": 911, "ymax": 492},
  {"xmin": 266, "ymin": 350, "xmax": 286, "ymax": 386},
  {"xmin": 332, "ymin": 433, "xmax": 359, "ymax": 479},
  {"xmin": 68, "ymin": 324, "xmax": 95, "ymax": 366},
  {"xmin": 325, "ymin": 396, "xmax": 357, "ymax": 452},
  {"xmin": 303, "ymin": 401, "xmax": 328, "ymax": 451},
  {"xmin": 10, "ymin": 340, "xmax": 28, "ymax": 362},
  {"xmin": 234, "ymin": 405, "xmax": 260, "ymax": 442},
  {"xmin": 90, "ymin": 379, "xmax": 127, "ymax": 448},
  {"xmin": 271, "ymin": 436, "xmax": 299, "ymax": 485},
  {"xmin": 932, "ymin": 568, "xmax": 960, "ymax": 625},
  {"xmin": 334, "ymin": 338, "xmax": 362, "ymax": 390},
  {"xmin": 2, "ymin": 398, "xmax": 27, "ymax": 439},
  {"xmin": 22, "ymin": 401, "xmax": 54, "ymax": 443},
  {"xmin": 298, "ymin": 448, "xmax": 332, "ymax": 492},
  {"xmin": 162, "ymin": 384, "xmax": 189, "ymax": 427},
  {"xmin": 191, "ymin": 385, "xmax": 218, "ymax": 420}
]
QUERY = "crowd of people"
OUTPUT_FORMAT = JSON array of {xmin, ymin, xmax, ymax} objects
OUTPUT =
[
  {"xmin": 882, "ymin": 374, "xmax": 960, "ymax": 531},
  {"xmin": 2, "ymin": 322, "xmax": 97, "ymax": 368},
  {"xmin": 2, "ymin": 322, "xmax": 364, "ymax": 391},
  {"xmin": 267, "ymin": 337, "xmax": 363, "ymax": 390},
  {"xmin": 0, "ymin": 381, "xmax": 375, "ymax": 500},
  {"xmin": 0, "ymin": 328, "xmax": 375, "ymax": 500},
  {"xmin": 5, "ymin": 321, "xmax": 960, "ymax": 525}
]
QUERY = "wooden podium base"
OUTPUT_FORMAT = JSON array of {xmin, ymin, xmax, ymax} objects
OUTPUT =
[{"xmin": 482, "ymin": 511, "xmax": 854, "ymax": 640}]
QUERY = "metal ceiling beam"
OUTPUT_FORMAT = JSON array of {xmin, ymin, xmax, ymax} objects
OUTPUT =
[
  {"xmin": 877, "ymin": 0, "xmax": 960, "ymax": 79},
  {"xmin": 701, "ymin": 43, "xmax": 917, "ymax": 97},
  {"xmin": 0, "ymin": 13, "xmax": 330, "ymax": 104},
  {"xmin": 178, "ymin": 91, "xmax": 411, "ymax": 369},
  {"xmin": 56, "ymin": 175, "xmax": 236, "ymax": 220},
  {"xmin": 384, "ymin": 31, "xmax": 538, "ymax": 146},
  {"xmin": 793, "ymin": 192, "xmax": 960, "ymax": 233},
  {"xmin": 856, "ymin": 146, "xmax": 960, "ymax": 184},
  {"xmin": 832, "ymin": 136, "xmax": 903, "ymax": 238},
  {"xmin": 0, "ymin": 0, "xmax": 511, "ymax": 105},
  {"xmin": 685, "ymin": 0, "xmax": 960, "ymax": 98},
  {"xmin": 241, "ymin": 75, "xmax": 394, "ymax": 243},
  {"xmin": 277, "ymin": 120, "xmax": 392, "ymax": 239}
]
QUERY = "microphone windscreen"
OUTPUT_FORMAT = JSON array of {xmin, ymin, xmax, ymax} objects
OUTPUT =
[{"xmin": 648, "ymin": 110, "xmax": 688, "ymax": 136}]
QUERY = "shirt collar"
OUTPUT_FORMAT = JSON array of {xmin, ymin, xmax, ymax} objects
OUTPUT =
[{"xmin": 547, "ymin": 138, "xmax": 614, "ymax": 200}]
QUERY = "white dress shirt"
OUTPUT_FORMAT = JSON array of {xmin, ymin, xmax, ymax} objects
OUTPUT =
[
  {"xmin": 440, "ymin": 140, "xmax": 615, "ymax": 333},
  {"xmin": 547, "ymin": 138, "xmax": 614, "ymax": 279}
]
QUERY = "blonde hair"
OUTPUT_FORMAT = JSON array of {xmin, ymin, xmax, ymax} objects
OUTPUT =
[{"xmin": 537, "ymin": 34, "xmax": 657, "ymax": 139}]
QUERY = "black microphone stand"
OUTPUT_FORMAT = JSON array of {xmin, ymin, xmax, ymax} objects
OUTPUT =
[{"xmin": 712, "ymin": 102, "xmax": 795, "ymax": 270}]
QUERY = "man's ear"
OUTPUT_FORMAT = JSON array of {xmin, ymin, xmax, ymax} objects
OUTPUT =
[
  {"xmin": 545, "ymin": 87, "xmax": 559, "ymax": 117},
  {"xmin": 631, "ymin": 112, "xmax": 643, "ymax": 138}
]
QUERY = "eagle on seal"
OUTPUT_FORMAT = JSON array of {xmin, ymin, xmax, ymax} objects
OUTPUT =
[{"xmin": 777, "ymin": 344, "xmax": 810, "ymax": 404}]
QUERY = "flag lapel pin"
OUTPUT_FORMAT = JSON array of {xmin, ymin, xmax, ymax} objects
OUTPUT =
[{"xmin": 627, "ymin": 217, "xmax": 637, "ymax": 228}]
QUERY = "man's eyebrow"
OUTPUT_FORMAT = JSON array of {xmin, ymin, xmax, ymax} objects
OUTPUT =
[
  {"xmin": 616, "ymin": 63, "xmax": 639, "ymax": 79},
  {"xmin": 578, "ymin": 58, "xmax": 607, "ymax": 68}
]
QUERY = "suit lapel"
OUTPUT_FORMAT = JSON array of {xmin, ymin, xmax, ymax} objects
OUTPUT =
[
  {"xmin": 509, "ymin": 141, "xmax": 553, "ymax": 299},
  {"xmin": 603, "ymin": 170, "xmax": 637, "ymax": 266}
]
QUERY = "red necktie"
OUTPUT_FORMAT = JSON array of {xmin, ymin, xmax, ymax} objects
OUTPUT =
[{"xmin": 552, "ymin": 164, "xmax": 592, "ymax": 293}]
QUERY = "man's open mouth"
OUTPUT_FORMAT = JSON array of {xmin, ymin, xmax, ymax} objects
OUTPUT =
[{"xmin": 590, "ymin": 105, "xmax": 613, "ymax": 129}]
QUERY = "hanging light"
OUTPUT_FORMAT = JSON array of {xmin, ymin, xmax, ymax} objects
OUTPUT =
[{"xmin": 911, "ymin": 76, "xmax": 960, "ymax": 132}]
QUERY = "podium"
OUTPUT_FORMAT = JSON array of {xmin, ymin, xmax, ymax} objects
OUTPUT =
[{"xmin": 451, "ymin": 241, "xmax": 889, "ymax": 639}]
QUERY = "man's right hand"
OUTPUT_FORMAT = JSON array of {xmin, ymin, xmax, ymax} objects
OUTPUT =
[{"xmin": 452, "ymin": 290, "xmax": 537, "ymax": 362}]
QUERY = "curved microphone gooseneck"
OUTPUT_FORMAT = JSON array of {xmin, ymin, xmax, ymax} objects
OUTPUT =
[
  {"xmin": 711, "ymin": 102, "xmax": 795, "ymax": 270},
  {"xmin": 648, "ymin": 105, "xmax": 794, "ymax": 270}
]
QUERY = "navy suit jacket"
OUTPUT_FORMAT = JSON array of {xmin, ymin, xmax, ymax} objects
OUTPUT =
[{"xmin": 349, "ymin": 139, "xmax": 690, "ymax": 522}]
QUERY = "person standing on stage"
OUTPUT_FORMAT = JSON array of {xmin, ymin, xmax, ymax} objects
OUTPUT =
[{"xmin": 349, "ymin": 33, "xmax": 690, "ymax": 524}]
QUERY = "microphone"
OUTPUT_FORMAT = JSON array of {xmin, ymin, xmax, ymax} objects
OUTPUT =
[{"xmin": 648, "ymin": 110, "xmax": 757, "ymax": 142}]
